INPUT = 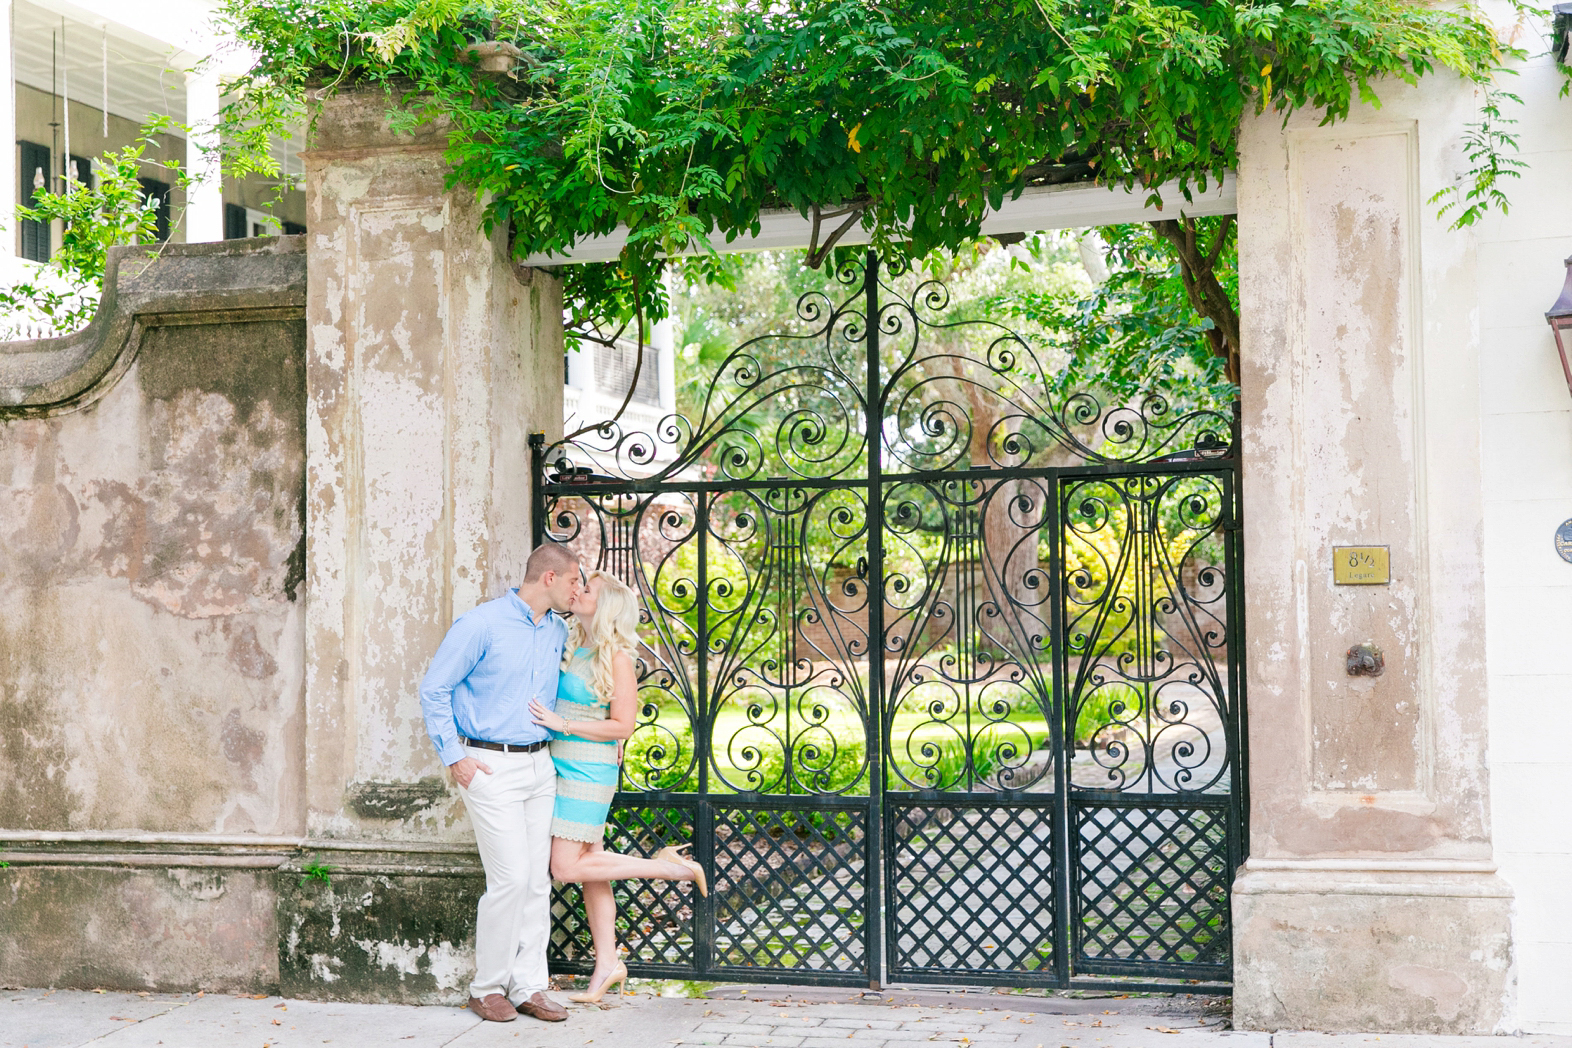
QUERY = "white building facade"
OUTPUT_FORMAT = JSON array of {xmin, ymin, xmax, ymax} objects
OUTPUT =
[{"xmin": 1, "ymin": 0, "xmax": 303, "ymax": 269}]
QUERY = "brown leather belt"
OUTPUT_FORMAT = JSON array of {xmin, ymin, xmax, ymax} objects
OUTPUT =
[{"xmin": 462, "ymin": 737, "xmax": 549, "ymax": 754}]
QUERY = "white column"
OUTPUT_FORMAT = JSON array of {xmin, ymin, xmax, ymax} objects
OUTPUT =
[
  {"xmin": 654, "ymin": 311, "xmax": 675, "ymax": 414},
  {"xmin": 183, "ymin": 65, "xmax": 223, "ymax": 242},
  {"xmin": 654, "ymin": 268, "xmax": 676, "ymax": 412},
  {"xmin": 566, "ymin": 340, "xmax": 595, "ymax": 390},
  {"xmin": 1, "ymin": 0, "xmax": 16, "ymax": 257}
]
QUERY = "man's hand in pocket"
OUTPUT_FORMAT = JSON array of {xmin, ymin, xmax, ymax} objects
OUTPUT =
[{"xmin": 449, "ymin": 755, "xmax": 493, "ymax": 789}]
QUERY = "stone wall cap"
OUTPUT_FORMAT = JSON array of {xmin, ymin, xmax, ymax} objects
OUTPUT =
[
  {"xmin": 0, "ymin": 235, "xmax": 307, "ymax": 418},
  {"xmin": 0, "ymin": 829, "xmax": 480, "ymax": 857}
]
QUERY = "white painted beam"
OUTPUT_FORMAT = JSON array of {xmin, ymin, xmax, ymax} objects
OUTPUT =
[
  {"xmin": 22, "ymin": 0, "xmax": 206, "ymax": 67},
  {"xmin": 520, "ymin": 173, "xmax": 1236, "ymax": 266}
]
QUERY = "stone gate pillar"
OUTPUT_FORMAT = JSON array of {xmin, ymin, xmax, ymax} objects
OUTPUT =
[
  {"xmin": 301, "ymin": 87, "xmax": 563, "ymax": 840},
  {"xmin": 1232, "ymin": 75, "xmax": 1513, "ymax": 1034}
]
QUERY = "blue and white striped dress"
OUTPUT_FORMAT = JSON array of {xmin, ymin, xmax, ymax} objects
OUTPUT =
[{"xmin": 548, "ymin": 647, "xmax": 620, "ymax": 843}]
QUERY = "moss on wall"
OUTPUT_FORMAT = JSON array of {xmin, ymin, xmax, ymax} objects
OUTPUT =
[{"xmin": 279, "ymin": 872, "xmax": 484, "ymax": 1004}]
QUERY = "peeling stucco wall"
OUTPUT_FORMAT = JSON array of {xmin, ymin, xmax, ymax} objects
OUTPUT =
[
  {"xmin": 0, "ymin": 246, "xmax": 308, "ymax": 837},
  {"xmin": 1, "ymin": 95, "xmax": 563, "ymax": 994},
  {"xmin": 278, "ymin": 866, "xmax": 482, "ymax": 1003},
  {"xmin": 1232, "ymin": 70, "xmax": 1518, "ymax": 1034},
  {"xmin": 300, "ymin": 86, "xmax": 563, "ymax": 844},
  {"xmin": 0, "ymin": 865, "xmax": 280, "ymax": 992}
]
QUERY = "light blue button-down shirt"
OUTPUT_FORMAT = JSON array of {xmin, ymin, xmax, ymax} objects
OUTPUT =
[{"xmin": 419, "ymin": 589, "xmax": 568, "ymax": 765}]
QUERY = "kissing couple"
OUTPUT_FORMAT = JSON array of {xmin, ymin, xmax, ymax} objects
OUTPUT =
[{"xmin": 419, "ymin": 544, "xmax": 706, "ymax": 1023}]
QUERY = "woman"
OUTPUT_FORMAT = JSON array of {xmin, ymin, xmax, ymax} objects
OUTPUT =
[{"xmin": 529, "ymin": 569, "xmax": 705, "ymax": 1004}]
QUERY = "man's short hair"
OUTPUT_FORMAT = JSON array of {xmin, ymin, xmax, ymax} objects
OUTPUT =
[{"xmin": 523, "ymin": 543, "xmax": 579, "ymax": 584}]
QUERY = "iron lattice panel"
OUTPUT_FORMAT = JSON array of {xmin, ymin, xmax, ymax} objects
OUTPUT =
[
  {"xmin": 1073, "ymin": 801, "xmax": 1231, "ymax": 973},
  {"xmin": 549, "ymin": 804, "xmax": 696, "ymax": 973},
  {"xmin": 710, "ymin": 806, "xmax": 868, "ymax": 977},
  {"xmin": 887, "ymin": 802, "xmax": 1058, "ymax": 980}
]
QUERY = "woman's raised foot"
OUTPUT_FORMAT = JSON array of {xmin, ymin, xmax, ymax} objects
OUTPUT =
[{"xmin": 654, "ymin": 844, "xmax": 707, "ymax": 897}]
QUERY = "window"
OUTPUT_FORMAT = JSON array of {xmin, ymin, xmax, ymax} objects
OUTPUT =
[
  {"xmin": 137, "ymin": 178, "xmax": 172, "ymax": 241},
  {"xmin": 596, "ymin": 339, "xmax": 660, "ymax": 407},
  {"xmin": 227, "ymin": 205, "xmax": 304, "ymax": 239},
  {"xmin": 18, "ymin": 141, "xmax": 50, "ymax": 261},
  {"xmin": 224, "ymin": 202, "xmax": 247, "ymax": 240}
]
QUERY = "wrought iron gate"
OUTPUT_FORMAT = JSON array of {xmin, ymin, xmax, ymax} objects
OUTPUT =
[{"xmin": 534, "ymin": 254, "xmax": 1246, "ymax": 990}]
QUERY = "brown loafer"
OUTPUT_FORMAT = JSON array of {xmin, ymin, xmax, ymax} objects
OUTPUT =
[
  {"xmin": 468, "ymin": 994, "xmax": 517, "ymax": 1022},
  {"xmin": 516, "ymin": 990, "xmax": 568, "ymax": 1022}
]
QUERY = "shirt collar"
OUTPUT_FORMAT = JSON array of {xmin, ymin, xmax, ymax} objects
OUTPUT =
[{"xmin": 509, "ymin": 588, "xmax": 560, "ymax": 627}]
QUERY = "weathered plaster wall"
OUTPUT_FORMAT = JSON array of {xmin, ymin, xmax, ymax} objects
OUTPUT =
[
  {"xmin": 0, "ymin": 238, "xmax": 308, "ymax": 992},
  {"xmin": 0, "ymin": 865, "xmax": 280, "ymax": 991},
  {"xmin": 1473, "ymin": 49, "xmax": 1572, "ymax": 1037},
  {"xmin": 1234, "ymin": 71, "xmax": 1514, "ymax": 1033},
  {"xmin": 0, "ymin": 92, "xmax": 565, "ymax": 995},
  {"xmin": 301, "ymin": 86, "xmax": 563, "ymax": 845},
  {"xmin": 0, "ymin": 241, "xmax": 308, "ymax": 837}
]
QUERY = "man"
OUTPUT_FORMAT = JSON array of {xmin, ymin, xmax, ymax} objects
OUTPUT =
[{"xmin": 420, "ymin": 544, "xmax": 583, "ymax": 1024}]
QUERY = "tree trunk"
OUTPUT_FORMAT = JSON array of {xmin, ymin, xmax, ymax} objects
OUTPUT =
[{"xmin": 1149, "ymin": 216, "xmax": 1240, "ymax": 385}]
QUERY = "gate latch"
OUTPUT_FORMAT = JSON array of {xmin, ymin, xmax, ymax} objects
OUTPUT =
[{"xmin": 1346, "ymin": 643, "xmax": 1384, "ymax": 677}]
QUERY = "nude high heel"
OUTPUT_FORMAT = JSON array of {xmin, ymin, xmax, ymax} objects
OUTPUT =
[
  {"xmin": 655, "ymin": 844, "xmax": 708, "ymax": 897},
  {"xmin": 568, "ymin": 960, "xmax": 628, "ymax": 1003}
]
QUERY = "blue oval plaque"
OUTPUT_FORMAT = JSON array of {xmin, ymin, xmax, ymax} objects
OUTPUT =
[{"xmin": 1557, "ymin": 519, "xmax": 1572, "ymax": 565}]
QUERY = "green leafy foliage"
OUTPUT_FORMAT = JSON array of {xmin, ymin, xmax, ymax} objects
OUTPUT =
[
  {"xmin": 1427, "ymin": 88, "xmax": 1528, "ymax": 229},
  {"xmin": 1, "ymin": 122, "xmax": 176, "ymax": 334},
  {"xmin": 216, "ymin": 0, "xmax": 1513, "ymax": 338},
  {"xmin": 1002, "ymin": 223, "xmax": 1236, "ymax": 409},
  {"xmin": 298, "ymin": 860, "xmax": 335, "ymax": 885}
]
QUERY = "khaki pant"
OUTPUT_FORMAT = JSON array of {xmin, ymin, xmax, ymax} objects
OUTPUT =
[{"xmin": 457, "ymin": 744, "xmax": 556, "ymax": 1003}]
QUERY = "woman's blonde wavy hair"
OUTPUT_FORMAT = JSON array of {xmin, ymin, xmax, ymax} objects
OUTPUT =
[{"xmin": 563, "ymin": 569, "xmax": 640, "ymax": 704}]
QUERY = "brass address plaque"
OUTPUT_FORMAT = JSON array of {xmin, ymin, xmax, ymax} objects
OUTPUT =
[{"xmin": 1333, "ymin": 546, "xmax": 1390, "ymax": 585}]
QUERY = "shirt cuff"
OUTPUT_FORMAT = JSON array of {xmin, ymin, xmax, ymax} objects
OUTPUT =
[{"xmin": 437, "ymin": 739, "xmax": 468, "ymax": 766}]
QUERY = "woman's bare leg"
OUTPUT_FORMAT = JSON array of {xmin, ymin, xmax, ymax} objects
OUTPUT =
[
  {"xmin": 550, "ymin": 837, "xmax": 692, "ymax": 885},
  {"xmin": 581, "ymin": 875, "xmax": 619, "ymax": 990}
]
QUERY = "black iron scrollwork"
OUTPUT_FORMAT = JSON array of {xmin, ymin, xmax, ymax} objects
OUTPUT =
[{"xmin": 536, "ymin": 252, "xmax": 1243, "ymax": 988}]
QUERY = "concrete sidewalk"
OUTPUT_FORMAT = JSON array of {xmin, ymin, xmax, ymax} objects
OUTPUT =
[{"xmin": 5, "ymin": 987, "xmax": 1571, "ymax": 1048}]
